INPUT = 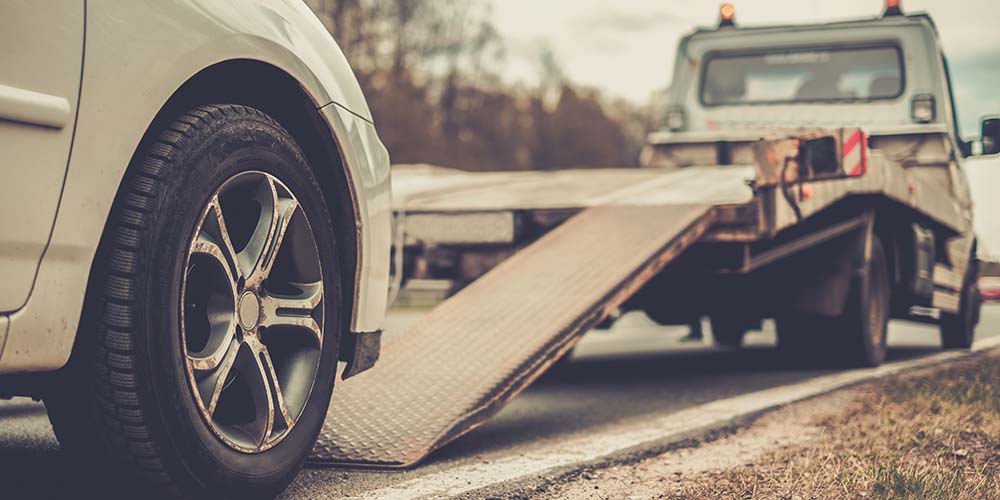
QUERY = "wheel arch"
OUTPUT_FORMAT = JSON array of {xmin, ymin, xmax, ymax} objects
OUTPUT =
[
  {"xmin": 149, "ymin": 59, "xmax": 363, "ymax": 363},
  {"xmin": 53, "ymin": 60, "xmax": 366, "ymax": 379}
]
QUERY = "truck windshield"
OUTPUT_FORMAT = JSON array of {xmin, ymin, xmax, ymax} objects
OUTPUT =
[{"xmin": 701, "ymin": 45, "xmax": 903, "ymax": 106}]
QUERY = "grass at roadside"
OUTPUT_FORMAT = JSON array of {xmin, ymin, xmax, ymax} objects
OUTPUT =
[{"xmin": 666, "ymin": 352, "xmax": 1000, "ymax": 500}]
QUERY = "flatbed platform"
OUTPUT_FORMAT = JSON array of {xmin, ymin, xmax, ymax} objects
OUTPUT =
[{"xmin": 391, "ymin": 164, "xmax": 754, "ymax": 212}]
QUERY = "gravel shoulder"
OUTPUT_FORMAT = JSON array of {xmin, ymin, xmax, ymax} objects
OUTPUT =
[{"xmin": 530, "ymin": 349, "xmax": 1000, "ymax": 500}]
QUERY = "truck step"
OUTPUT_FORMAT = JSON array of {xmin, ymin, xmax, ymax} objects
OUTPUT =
[{"xmin": 310, "ymin": 204, "xmax": 717, "ymax": 467}]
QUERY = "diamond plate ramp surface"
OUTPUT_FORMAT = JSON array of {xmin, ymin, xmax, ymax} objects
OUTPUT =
[{"xmin": 311, "ymin": 204, "xmax": 716, "ymax": 467}]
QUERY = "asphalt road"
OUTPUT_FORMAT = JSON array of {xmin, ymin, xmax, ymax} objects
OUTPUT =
[{"xmin": 1, "ymin": 305, "xmax": 997, "ymax": 499}]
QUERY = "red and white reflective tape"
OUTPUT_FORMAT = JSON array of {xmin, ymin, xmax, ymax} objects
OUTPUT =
[{"xmin": 843, "ymin": 128, "xmax": 868, "ymax": 177}]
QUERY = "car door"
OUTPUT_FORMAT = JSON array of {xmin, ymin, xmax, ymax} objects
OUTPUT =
[{"xmin": 0, "ymin": 1, "xmax": 84, "ymax": 311}]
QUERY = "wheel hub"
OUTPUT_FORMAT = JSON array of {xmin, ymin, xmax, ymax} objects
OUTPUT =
[{"xmin": 238, "ymin": 291, "xmax": 261, "ymax": 330}]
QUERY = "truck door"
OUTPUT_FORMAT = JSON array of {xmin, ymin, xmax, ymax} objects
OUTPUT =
[
  {"xmin": 941, "ymin": 56, "xmax": 974, "ymax": 218},
  {"xmin": 0, "ymin": 1, "xmax": 84, "ymax": 311}
]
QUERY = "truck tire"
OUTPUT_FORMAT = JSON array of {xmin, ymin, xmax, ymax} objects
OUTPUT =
[
  {"xmin": 836, "ymin": 235, "xmax": 891, "ymax": 367},
  {"xmin": 709, "ymin": 316, "xmax": 747, "ymax": 348},
  {"xmin": 776, "ymin": 235, "xmax": 890, "ymax": 367},
  {"xmin": 940, "ymin": 260, "xmax": 980, "ymax": 349},
  {"xmin": 44, "ymin": 105, "xmax": 341, "ymax": 499}
]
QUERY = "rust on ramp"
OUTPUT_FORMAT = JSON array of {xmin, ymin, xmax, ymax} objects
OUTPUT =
[{"xmin": 310, "ymin": 204, "xmax": 717, "ymax": 467}]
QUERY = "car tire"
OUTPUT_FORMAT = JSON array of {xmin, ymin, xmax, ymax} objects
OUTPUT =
[
  {"xmin": 45, "ymin": 104, "xmax": 341, "ymax": 499},
  {"xmin": 940, "ymin": 259, "xmax": 980, "ymax": 349}
]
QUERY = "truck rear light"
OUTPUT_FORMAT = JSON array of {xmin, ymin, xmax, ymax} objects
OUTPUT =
[
  {"xmin": 666, "ymin": 106, "xmax": 686, "ymax": 132},
  {"xmin": 981, "ymin": 278, "xmax": 1000, "ymax": 302},
  {"xmin": 911, "ymin": 94, "xmax": 936, "ymax": 123}
]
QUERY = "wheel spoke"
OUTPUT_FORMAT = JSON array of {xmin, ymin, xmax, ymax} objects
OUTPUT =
[
  {"xmin": 244, "ymin": 339, "xmax": 279, "ymax": 449},
  {"xmin": 187, "ymin": 321, "xmax": 238, "ymax": 372},
  {"xmin": 233, "ymin": 178, "xmax": 276, "ymax": 284},
  {"xmin": 259, "ymin": 281, "xmax": 323, "ymax": 346},
  {"xmin": 190, "ymin": 234, "xmax": 238, "ymax": 287},
  {"xmin": 242, "ymin": 178, "xmax": 298, "ymax": 287},
  {"xmin": 259, "ymin": 197, "xmax": 299, "ymax": 282},
  {"xmin": 258, "ymin": 343, "xmax": 295, "ymax": 434},
  {"xmin": 203, "ymin": 338, "xmax": 241, "ymax": 416},
  {"xmin": 193, "ymin": 197, "xmax": 243, "ymax": 281},
  {"xmin": 219, "ymin": 340, "xmax": 273, "ymax": 449},
  {"xmin": 208, "ymin": 196, "xmax": 243, "ymax": 280}
]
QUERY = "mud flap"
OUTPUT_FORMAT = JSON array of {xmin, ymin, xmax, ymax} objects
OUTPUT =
[
  {"xmin": 792, "ymin": 213, "xmax": 874, "ymax": 317},
  {"xmin": 309, "ymin": 204, "xmax": 717, "ymax": 467}
]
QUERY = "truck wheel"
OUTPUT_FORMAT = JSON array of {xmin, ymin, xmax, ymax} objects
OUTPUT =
[
  {"xmin": 940, "ymin": 260, "xmax": 980, "ymax": 349},
  {"xmin": 776, "ymin": 235, "xmax": 890, "ymax": 367},
  {"xmin": 709, "ymin": 316, "xmax": 747, "ymax": 348},
  {"xmin": 835, "ymin": 235, "xmax": 891, "ymax": 367},
  {"xmin": 44, "ymin": 105, "xmax": 341, "ymax": 499}
]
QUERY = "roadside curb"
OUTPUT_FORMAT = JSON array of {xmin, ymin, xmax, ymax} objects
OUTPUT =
[{"xmin": 351, "ymin": 336, "xmax": 1000, "ymax": 500}]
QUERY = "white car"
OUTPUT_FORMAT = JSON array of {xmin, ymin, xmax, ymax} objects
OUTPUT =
[{"xmin": 0, "ymin": 1, "xmax": 391, "ymax": 497}]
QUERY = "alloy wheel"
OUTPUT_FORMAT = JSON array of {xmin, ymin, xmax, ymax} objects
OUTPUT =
[{"xmin": 181, "ymin": 171, "xmax": 325, "ymax": 452}]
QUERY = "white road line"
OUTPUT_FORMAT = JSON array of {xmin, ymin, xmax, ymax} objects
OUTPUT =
[{"xmin": 353, "ymin": 336, "xmax": 1000, "ymax": 500}]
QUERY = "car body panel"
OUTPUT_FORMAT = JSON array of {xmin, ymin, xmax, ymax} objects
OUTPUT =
[
  {"xmin": 0, "ymin": 0, "xmax": 390, "ymax": 373},
  {"xmin": 0, "ymin": 1, "xmax": 84, "ymax": 312},
  {"xmin": 319, "ymin": 103, "xmax": 392, "ymax": 333},
  {"xmin": 965, "ymin": 154, "xmax": 1000, "ymax": 261},
  {"xmin": 0, "ymin": 316, "xmax": 8, "ymax": 357}
]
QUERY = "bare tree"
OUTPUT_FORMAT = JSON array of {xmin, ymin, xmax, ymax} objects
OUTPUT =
[{"xmin": 304, "ymin": 0, "xmax": 644, "ymax": 171}]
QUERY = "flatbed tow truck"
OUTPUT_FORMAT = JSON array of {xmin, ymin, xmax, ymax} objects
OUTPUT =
[{"xmin": 308, "ymin": 1, "xmax": 998, "ymax": 469}]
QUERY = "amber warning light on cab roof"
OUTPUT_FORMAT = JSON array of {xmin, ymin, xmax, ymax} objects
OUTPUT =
[
  {"xmin": 718, "ymin": 3, "xmax": 736, "ymax": 28},
  {"xmin": 884, "ymin": 0, "xmax": 904, "ymax": 16},
  {"xmin": 718, "ymin": 0, "xmax": 903, "ymax": 30}
]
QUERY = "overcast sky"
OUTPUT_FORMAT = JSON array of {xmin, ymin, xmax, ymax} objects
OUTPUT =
[{"xmin": 488, "ymin": 0, "xmax": 1000, "ymax": 135}]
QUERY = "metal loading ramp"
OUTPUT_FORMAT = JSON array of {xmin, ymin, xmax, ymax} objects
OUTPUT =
[{"xmin": 310, "ymin": 204, "xmax": 717, "ymax": 468}]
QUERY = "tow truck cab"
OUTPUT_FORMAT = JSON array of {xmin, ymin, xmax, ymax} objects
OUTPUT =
[
  {"xmin": 633, "ymin": 1, "xmax": 997, "ymax": 342},
  {"xmin": 644, "ymin": 2, "xmax": 983, "ymax": 166}
]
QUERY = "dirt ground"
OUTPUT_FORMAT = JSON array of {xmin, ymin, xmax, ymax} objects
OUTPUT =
[{"xmin": 529, "ymin": 350, "xmax": 1000, "ymax": 500}]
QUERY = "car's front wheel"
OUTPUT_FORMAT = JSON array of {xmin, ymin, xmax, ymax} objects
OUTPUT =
[{"xmin": 45, "ymin": 104, "xmax": 341, "ymax": 499}]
